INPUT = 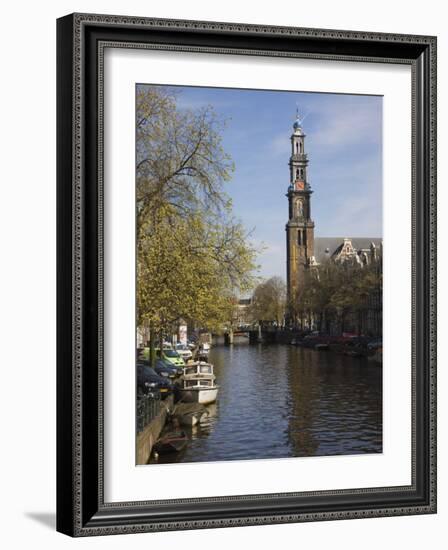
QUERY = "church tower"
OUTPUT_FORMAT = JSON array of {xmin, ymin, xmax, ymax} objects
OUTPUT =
[{"xmin": 286, "ymin": 110, "xmax": 315, "ymax": 311}]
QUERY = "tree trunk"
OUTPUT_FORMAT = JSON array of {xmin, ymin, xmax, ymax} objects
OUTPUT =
[
  {"xmin": 159, "ymin": 326, "xmax": 164, "ymax": 359},
  {"xmin": 149, "ymin": 320, "xmax": 156, "ymax": 368}
]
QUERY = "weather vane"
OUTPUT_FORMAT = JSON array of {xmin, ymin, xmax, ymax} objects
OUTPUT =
[{"xmin": 295, "ymin": 102, "xmax": 308, "ymax": 126}]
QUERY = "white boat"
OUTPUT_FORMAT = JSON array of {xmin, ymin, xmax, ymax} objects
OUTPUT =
[
  {"xmin": 197, "ymin": 342, "xmax": 211, "ymax": 359},
  {"xmin": 172, "ymin": 403, "xmax": 209, "ymax": 427},
  {"xmin": 177, "ymin": 376, "xmax": 219, "ymax": 405},
  {"xmin": 178, "ymin": 410, "xmax": 207, "ymax": 427},
  {"xmin": 183, "ymin": 362, "xmax": 214, "ymax": 377}
]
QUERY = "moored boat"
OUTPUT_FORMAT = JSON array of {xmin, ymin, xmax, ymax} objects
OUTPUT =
[
  {"xmin": 172, "ymin": 402, "xmax": 209, "ymax": 427},
  {"xmin": 177, "ymin": 376, "xmax": 219, "ymax": 405},
  {"xmin": 153, "ymin": 431, "xmax": 189, "ymax": 454},
  {"xmin": 178, "ymin": 411, "xmax": 207, "ymax": 427},
  {"xmin": 197, "ymin": 341, "xmax": 211, "ymax": 360},
  {"xmin": 183, "ymin": 362, "xmax": 215, "ymax": 377}
]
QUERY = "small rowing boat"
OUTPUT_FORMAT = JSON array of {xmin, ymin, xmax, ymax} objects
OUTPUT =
[
  {"xmin": 153, "ymin": 431, "xmax": 189, "ymax": 454},
  {"xmin": 172, "ymin": 402, "xmax": 209, "ymax": 427}
]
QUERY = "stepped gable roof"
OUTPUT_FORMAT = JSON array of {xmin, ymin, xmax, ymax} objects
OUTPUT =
[{"xmin": 314, "ymin": 237, "xmax": 382, "ymax": 263}]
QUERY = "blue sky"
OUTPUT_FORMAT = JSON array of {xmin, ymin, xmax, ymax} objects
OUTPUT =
[{"xmin": 148, "ymin": 85, "xmax": 382, "ymax": 280}]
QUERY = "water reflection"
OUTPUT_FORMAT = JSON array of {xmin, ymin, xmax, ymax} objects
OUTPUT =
[{"xmin": 155, "ymin": 344, "xmax": 382, "ymax": 464}]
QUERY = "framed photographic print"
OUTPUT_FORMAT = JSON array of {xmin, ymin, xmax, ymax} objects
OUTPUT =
[{"xmin": 56, "ymin": 13, "xmax": 437, "ymax": 536}]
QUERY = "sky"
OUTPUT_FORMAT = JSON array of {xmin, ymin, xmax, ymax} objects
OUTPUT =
[{"xmin": 143, "ymin": 85, "xmax": 382, "ymax": 280}]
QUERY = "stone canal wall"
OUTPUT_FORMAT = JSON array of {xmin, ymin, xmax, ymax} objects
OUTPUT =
[{"xmin": 136, "ymin": 395, "xmax": 173, "ymax": 465}]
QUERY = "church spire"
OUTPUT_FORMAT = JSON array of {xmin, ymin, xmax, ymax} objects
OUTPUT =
[
  {"xmin": 289, "ymin": 108, "xmax": 309, "ymax": 191},
  {"xmin": 285, "ymin": 108, "xmax": 315, "ymax": 321},
  {"xmin": 293, "ymin": 104, "xmax": 304, "ymax": 130}
]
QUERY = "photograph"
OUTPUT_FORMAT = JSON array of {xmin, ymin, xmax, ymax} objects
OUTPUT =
[
  {"xmin": 135, "ymin": 84, "xmax": 383, "ymax": 465},
  {"xmin": 0, "ymin": 0, "xmax": 441, "ymax": 543},
  {"xmin": 53, "ymin": 7, "xmax": 436, "ymax": 538}
]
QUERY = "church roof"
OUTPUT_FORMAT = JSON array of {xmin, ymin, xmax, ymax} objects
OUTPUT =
[{"xmin": 314, "ymin": 237, "xmax": 382, "ymax": 263}]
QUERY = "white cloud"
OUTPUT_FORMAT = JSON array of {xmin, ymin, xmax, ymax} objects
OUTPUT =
[{"xmin": 307, "ymin": 100, "xmax": 381, "ymax": 151}]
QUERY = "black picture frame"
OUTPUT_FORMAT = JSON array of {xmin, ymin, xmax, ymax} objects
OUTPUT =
[{"xmin": 57, "ymin": 13, "xmax": 437, "ymax": 536}]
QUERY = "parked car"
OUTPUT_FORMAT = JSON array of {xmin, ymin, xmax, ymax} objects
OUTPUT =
[
  {"xmin": 139, "ymin": 357, "xmax": 182, "ymax": 378},
  {"xmin": 154, "ymin": 358, "xmax": 183, "ymax": 377},
  {"xmin": 139, "ymin": 346, "xmax": 186, "ymax": 367},
  {"xmin": 157, "ymin": 348, "xmax": 186, "ymax": 367},
  {"xmin": 137, "ymin": 363, "xmax": 173, "ymax": 397}
]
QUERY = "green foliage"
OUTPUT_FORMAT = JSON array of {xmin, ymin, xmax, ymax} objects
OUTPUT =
[
  {"xmin": 250, "ymin": 276, "xmax": 286, "ymax": 324},
  {"xmin": 136, "ymin": 86, "xmax": 258, "ymax": 334},
  {"xmin": 289, "ymin": 258, "xmax": 382, "ymax": 333},
  {"xmin": 136, "ymin": 86, "xmax": 234, "ymax": 234}
]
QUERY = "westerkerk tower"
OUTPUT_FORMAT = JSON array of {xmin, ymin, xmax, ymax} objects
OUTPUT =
[{"xmin": 286, "ymin": 110, "xmax": 315, "ymax": 313}]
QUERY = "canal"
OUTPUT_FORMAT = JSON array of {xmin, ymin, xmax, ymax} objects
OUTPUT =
[{"xmin": 155, "ymin": 342, "xmax": 382, "ymax": 464}]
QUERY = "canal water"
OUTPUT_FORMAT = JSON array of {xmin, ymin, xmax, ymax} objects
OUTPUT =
[{"xmin": 156, "ymin": 342, "xmax": 382, "ymax": 464}]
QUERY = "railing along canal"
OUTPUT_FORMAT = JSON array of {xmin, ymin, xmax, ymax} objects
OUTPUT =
[{"xmin": 137, "ymin": 391, "xmax": 161, "ymax": 433}]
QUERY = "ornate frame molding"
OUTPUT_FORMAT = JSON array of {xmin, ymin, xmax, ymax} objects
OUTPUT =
[{"xmin": 57, "ymin": 13, "xmax": 437, "ymax": 536}]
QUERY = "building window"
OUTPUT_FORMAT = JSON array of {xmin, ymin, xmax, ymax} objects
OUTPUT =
[{"xmin": 298, "ymin": 230, "xmax": 302, "ymax": 245}]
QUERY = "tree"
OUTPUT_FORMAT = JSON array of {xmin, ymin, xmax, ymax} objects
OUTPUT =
[
  {"xmin": 135, "ymin": 86, "xmax": 259, "ymax": 353},
  {"xmin": 328, "ymin": 259, "xmax": 382, "ymax": 335},
  {"xmin": 136, "ymin": 86, "xmax": 234, "ymax": 236},
  {"xmin": 250, "ymin": 277, "xmax": 286, "ymax": 325},
  {"xmin": 288, "ymin": 257, "xmax": 382, "ymax": 335},
  {"xmin": 137, "ymin": 207, "xmax": 258, "ymax": 333}
]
